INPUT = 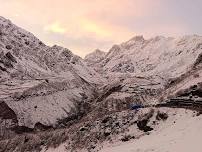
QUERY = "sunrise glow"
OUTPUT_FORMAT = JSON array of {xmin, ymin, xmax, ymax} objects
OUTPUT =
[{"xmin": 1, "ymin": 0, "xmax": 202, "ymax": 57}]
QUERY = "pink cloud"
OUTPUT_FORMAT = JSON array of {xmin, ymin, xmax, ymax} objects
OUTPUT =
[{"xmin": 0, "ymin": 0, "xmax": 191, "ymax": 57}]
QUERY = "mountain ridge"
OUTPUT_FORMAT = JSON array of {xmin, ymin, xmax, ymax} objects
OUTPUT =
[
  {"xmin": 0, "ymin": 16, "xmax": 105, "ymax": 135},
  {"xmin": 1, "ymin": 16, "xmax": 202, "ymax": 152}
]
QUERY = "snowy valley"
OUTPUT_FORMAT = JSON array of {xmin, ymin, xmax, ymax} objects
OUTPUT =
[{"xmin": 0, "ymin": 16, "xmax": 202, "ymax": 152}]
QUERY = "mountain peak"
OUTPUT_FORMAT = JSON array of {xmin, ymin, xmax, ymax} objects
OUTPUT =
[
  {"xmin": 84, "ymin": 49, "xmax": 106, "ymax": 66},
  {"xmin": 121, "ymin": 35, "xmax": 145, "ymax": 49},
  {"xmin": 94, "ymin": 49, "xmax": 104, "ymax": 54},
  {"xmin": 85, "ymin": 49, "xmax": 106, "ymax": 58},
  {"xmin": 129, "ymin": 35, "xmax": 145, "ymax": 42}
]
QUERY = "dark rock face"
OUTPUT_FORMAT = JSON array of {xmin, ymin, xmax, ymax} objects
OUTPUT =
[
  {"xmin": 34, "ymin": 122, "xmax": 53, "ymax": 131},
  {"xmin": 0, "ymin": 65, "xmax": 7, "ymax": 72},
  {"xmin": 0, "ymin": 101, "xmax": 17, "ymax": 121},
  {"xmin": 11, "ymin": 126, "xmax": 34, "ymax": 134},
  {"xmin": 0, "ymin": 54, "xmax": 14, "ymax": 69},
  {"xmin": 5, "ymin": 45, "xmax": 12, "ymax": 50},
  {"xmin": 0, "ymin": 101, "xmax": 17, "ymax": 139},
  {"xmin": 5, "ymin": 52, "xmax": 17, "ymax": 63},
  {"xmin": 193, "ymin": 53, "xmax": 202, "ymax": 68}
]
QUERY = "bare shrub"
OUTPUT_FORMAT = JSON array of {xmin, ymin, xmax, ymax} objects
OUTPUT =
[{"xmin": 156, "ymin": 111, "xmax": 168, "ymax": 121}]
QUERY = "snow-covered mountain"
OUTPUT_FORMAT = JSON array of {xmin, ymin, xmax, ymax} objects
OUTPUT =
[
  {"xmin": 1, "ymin": 16, "xmax": 202, "ymax": 152},
  {"xmin": 85, "ymin": 35, "xmax": 202, "ymax": 104},
  {"xmin": 84, "ymin": 49, "xmax": 106, "ymax": 66},
  {"xmin": 0, "ymin": 16, "xmax": 105, "ymax": 137},
  {"xmin": 90, "ymin": 35, "xmax": 202, "ymax": 78}
]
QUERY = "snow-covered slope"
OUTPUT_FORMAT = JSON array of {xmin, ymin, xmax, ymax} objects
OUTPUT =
[
  {"xmin": 85, "ymin": 35, "xmax": 202, "ymax": 104},
  {"xmin": 40, "ymin": 108, "xmax": 202, "ymax": 152},
  {"xmin": 98, "ymin": 35, "xmax": 202, "ymax": 78},
  {"xmin": 0, "ymin": 16, "xmax": 104, "ymax": 136},
  {"xmin": 84, "ymin": 49, "xmax": 106, "ymax": 66},
  {"xmin": 100, "ymin": 108, "xmax": 202, "ymax": 152},
  {"xmin": 0, "ymin": 16, "xmax": 103, "ymax": 84}
]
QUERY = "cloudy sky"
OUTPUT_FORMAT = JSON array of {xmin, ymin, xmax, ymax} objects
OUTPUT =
[{"xmin": 0, "ymin": 0, "xmax": 202, "ymax": 57}]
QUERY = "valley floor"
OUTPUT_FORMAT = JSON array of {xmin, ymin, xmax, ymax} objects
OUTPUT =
[
  {"xmin": 43, "ymin": 108, "xmax": 202, "ymax": 152},
  {"xmin": 101, "ymin": 109, "xmax": 202, "ymax": 152}
]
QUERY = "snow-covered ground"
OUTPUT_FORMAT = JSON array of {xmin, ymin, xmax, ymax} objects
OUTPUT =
[
  {"xmin": 41, "ymin": 144, "xmax": 67, "ymax": 152},
  {"xmin": 41, "ymin": 108, "xmax": 202, "ymax": 152},
  {"xmin": 101, "ymin": 109, "xmax": 202, "ymax": 152}
]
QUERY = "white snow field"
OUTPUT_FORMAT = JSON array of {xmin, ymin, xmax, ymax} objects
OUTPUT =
[{"xmin": 101, "ymin": 109, "xmax": 202, "ymax": 152}]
